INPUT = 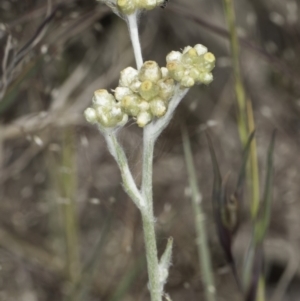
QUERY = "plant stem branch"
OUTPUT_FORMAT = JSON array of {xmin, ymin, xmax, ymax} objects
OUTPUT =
[
  {"xmin": 127, "ymin": 13, "xmax": 143, "ymax": 70},
  {"xmin": 142, "ymin": 132, "xmax": 155, "ymax": 211},
  {"xmin": 181, "ymin": 124, "xmax": 216, "ymax": 301},
  {"xmin": 103, "ymin": 130, "xmax": 145, "ymax": 210}
]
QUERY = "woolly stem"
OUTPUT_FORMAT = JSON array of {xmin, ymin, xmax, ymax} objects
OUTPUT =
[{"xmin": 127, "ymin": 12, "xmax": 143, "ymax": 70}]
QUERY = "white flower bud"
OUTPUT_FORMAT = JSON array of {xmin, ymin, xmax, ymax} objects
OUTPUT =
[
  {"xmin": 150, "ymin": 98, "xmax": 167, "ymax": 117},
  {"xmin": 96, "ymin": 107, "xmax": 110, "ymax": 126},
  {"xmin": 114, "ymin": 87, "xmax": 132, "ymax": 101},
  {"xmin": 93, "ymin": 89, "xmax": 115, "ymax": 106},
  {"xmin": 194, "ymin": 44, "xmax": 208, "ymax": 56},
  {"xmin": 160, "ymin": 67, "xmax": 169, "ymax": 78},
  {"xmin": 158, "ymin": 78, "xmax": 175, "ymax": 101},
  {"xmin": 166, "ymin": 51, "xmax": 182, "ymax": 63},
  {"xmin": 84, "ymin": 108, "xmax": 97, "ymax": 124},
  {"xmin": 119, "ymin": 67, "xmax": 138, "ymax": 87},
  {"xmin": 129, "ymin": 80, "xmax": 142, "ymax": 92},
  {"xmin": 137, "ymin": 111, "xmax": 152, "ymax": 127},
  {"xmin": 95, "ymin": 104, "xmax": 126, "ymax": 128},
  {"xmin": 138, "ymin": 100, "xmax": 150, "ymax": 112},
  {"xmin": 139, "ymin": 61, "xmax": 162, "ymax": 82},
  {"xmin": 111, "ymin": 106, "xmax": 122, "ymax": 118},
  {"xmin": 182, "ymin": 46, "xmax": 192, "ymax": 54},
  {"xmin": 199, "ymin": 72, "xmax": 213, "ymax": 85}
]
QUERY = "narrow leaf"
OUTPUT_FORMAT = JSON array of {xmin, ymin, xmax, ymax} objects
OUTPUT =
[
  {"xmin": 254, "ymin": 131, "xmax": 276, "ymax": 244},
  {"xmin": 205, "ymin": 132, "xmax": 222, "ymax": 196},
  {"xmin": 244, "ymin": 244, "xmax": 264, "ymax": 301},
  {"xmin": 236, "ymin": 130, "xmax": 255, "ymax": 198},
  {"xmin": 206, "ymin": 132, "xmax": 239, "ymax": 288}
]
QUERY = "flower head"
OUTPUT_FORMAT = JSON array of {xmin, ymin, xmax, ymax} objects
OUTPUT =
[
  {"xmin": 84, "ymin": 89, "xmax": 128, "ymax": 128},
  {"xmin": 166, "ymin": 44, "xmax": 216, "ymax": 88},
  {"xmin": 114, "ymin": 61, "xmax": 175, "ymax": 127}
]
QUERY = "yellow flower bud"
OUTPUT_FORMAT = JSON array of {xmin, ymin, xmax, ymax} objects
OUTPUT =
[
  {"xmin": 189, "ymin": 68, "xmax": 200, "ymax": 80},
  {"xmin": 121, "ymin": 94, "xmax": 141, "ymax": 116},
  {"xmin": 182, "ymin": 48, "xmax": 198, "ymax": 64},
  {"xmin": 166, "ymin": 61, "xmax": 184, "ymax": 82},
  {"xmin": 138, "ymin": 80, "xmax": 160, "ymax": 101},
  {"xmin": 203, "ymin": 52, "xmax": 216, "ymax": 72},
  {"xmin": 139, "ymin": 61, "xmax": 162, "ymax": 82},
  {"xmin": 181, "ymin": 76, "xmax": 195, "ymax": 88},
  {"xmin": 117, "ymin": 0, "xmax": 136, "ymax": 14}
]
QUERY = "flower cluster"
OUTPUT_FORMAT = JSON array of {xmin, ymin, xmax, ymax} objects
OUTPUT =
[
  {"xmin": 84, "ymin": 61, "xmax": 175, "ymax": 128},
  {"xmin": 117, "ymin": 0, "xmax": 166, "ymax": 14},
  {"xmin": 84, "ymin": 89, "xmax": 128, "ymax": 128},
  {"xmin": 166, "ymin": 44, "xmax": 216, "ymax": 88},
  {"xmin": 115, "ymin": 61, "xmax": 175, "ymax": 127},
  {"xmin": 85, "ymin": 44, "xmax": 216, "ymax": 129}
]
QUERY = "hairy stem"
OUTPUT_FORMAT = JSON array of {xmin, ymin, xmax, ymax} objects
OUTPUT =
[
  {"xmin": 127, "ymin": 13, "xmax": 143, "ymax": 70},
  {"xmin": 142, "ymin": 131, "xmax": 155, "ymax": 211},
  {"xmin": 141, "ymin": 213, "xmax": 162, "ymax": 301},
  {"xmin": 141, "ymin": 128, "xmax": 161, "ymax": 301},
  {"xmin": 104, "ymin": 130, "xmax": 145, "ymax": 209},
  {"xmin": 105, "ymin": 129, "xmax": 162, "ymax": 301}
]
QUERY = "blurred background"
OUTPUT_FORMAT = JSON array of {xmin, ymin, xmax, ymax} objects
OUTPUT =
[{"xmin": 0, "ymin": 0, "xmax": 300, "ymax": 300}]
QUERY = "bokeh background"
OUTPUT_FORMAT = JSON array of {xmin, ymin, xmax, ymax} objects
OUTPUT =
[{"xmin": 0, "ymin": 0, "xmax": 300, "ymax": 300}]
